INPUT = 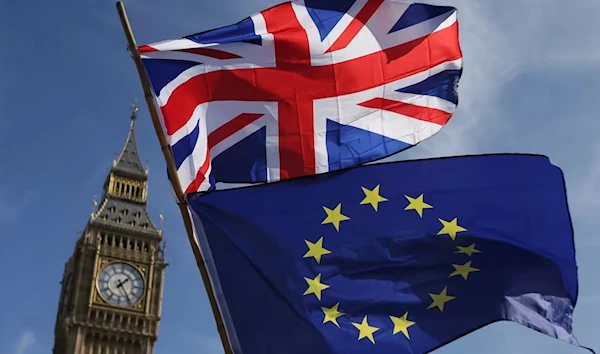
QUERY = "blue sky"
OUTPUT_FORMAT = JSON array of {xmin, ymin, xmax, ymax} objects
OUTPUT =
[{"xmin": 0, "ymin": 0, "xmax": 599, "ymax": 353}]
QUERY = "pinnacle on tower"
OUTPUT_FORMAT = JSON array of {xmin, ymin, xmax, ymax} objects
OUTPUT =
[
  {"xmin": 112, "ymin": 99, "xmax": 146, "ymax": 179},
  {"xmin": 130, "ymin": 98, "xmax": 139, "ymax": 120}
]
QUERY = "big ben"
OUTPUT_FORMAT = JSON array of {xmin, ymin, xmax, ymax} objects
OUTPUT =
[{"xmin": 52, "ymin": 103, "xmax": 167, "ymax": 354}]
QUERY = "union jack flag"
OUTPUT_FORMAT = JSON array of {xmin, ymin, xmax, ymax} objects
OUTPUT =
[{"xmin": 139, "ymin": 0, "xmax": 463, "ymax": 193}]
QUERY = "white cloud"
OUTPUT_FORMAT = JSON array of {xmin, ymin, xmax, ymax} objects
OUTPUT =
[
  {"xmin": 569, "ymin": 142, "xmax": 600, "ymax": 225},
  {"xmin": 14, "ymin": 331, "xmax": 36, "ymax": 354},
  {"xmin": 411, "ymin": 0, "xmax": 600, "ymax": 158}
]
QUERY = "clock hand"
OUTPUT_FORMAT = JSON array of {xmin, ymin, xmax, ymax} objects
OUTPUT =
[
  {"xmin": 115, "ymin": 279, "xmax": 132, "ymax": 305},
  {"xmin": 116, "ymin": 278, "xmax": 132, "ymax": 304},
  {"xmin": 116, "ymin": 278, "xmax": 130, "ymax": 290}
]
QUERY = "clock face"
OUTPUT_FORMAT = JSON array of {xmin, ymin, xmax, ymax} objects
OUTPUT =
[{"xmin": 97, "ymin": 262, "xmax": 145, "ymax": 307}]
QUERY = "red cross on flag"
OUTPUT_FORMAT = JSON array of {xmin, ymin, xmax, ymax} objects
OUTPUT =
[{"xmin": 139, "ymin": 0, "xmax": 463, "ymax": 193}]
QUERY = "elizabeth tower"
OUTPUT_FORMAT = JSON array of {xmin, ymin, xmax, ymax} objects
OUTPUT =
[{"xmin": 53, "ymin": 105, "xmax": 167, "ymax": 354}]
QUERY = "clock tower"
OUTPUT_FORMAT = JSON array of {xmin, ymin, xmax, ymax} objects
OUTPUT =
[{"xmin": 52, "ymin": 104, "xmax": 167, "ymax": 354}]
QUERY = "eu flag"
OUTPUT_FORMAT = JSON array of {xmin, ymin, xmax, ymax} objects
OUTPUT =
[{"xmin": 187, "ymin": 154, "xmax": 586, "ymax": 354}]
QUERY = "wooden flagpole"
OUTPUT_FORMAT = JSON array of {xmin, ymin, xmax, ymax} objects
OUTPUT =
[{"xmin": 115, "ymin": 3, "xmax": 234, "ymax": 353}]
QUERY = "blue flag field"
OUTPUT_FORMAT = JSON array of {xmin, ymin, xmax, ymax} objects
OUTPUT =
[{"xmin": 187, "ymin": 154, "xmax": 585, "ymax": 353}]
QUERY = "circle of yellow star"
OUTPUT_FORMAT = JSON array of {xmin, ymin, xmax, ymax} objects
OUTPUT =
[
  {"xmin": 321, "ymin": 303, "xmax": 344, "ymax": 327},
  {"xmin": 455, "ymin": 243, "xmax": 482, "ymax": 257},
  {"xmin": 321, "ymin": 203, "xmax": 350, "ymax": 231},
  {"xmin": 449, "ymin": 261, "xmax": 480, "ymax": 280},
  {"xmin": 352, "ymin": 315, "xmax": 379, "ymax": 344},
  {"xmin": 390, "ymin": 311, "xmax": 415, "ymax": 339},
  {"xmin": 427, "ymin": 286, "xmax": 455, "ymax": 312},
  {"xmin": 437, "ymin": 217, "xmax": 467, "ymax": 240},
  {"xmin": 303, "ymin": 273, "xmax": 330, "ymax": 300},
  {"xmin": 404, "ymin": 194, "xmax": 433, "ymax": 217},
  {"xmin": 303, "ymin": 237, "xmax": 331, "ymax": 263},
  {"xmin": 360, "ymin": 185, "xmax": 388, "ymax": 211}
]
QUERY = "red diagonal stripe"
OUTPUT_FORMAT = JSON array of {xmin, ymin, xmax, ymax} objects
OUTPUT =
[
  {"xmin": 184, "ymin": 153, "xmax": 211, "ymax": 194},
  {"xmin": 177, "ymin": 48, "xmax": 242, "ymax": 60},
  {"xmin": 138, "ymin": 45, "xmax": 157, "ymax": 53},
  {"xmin": 184, "ymin": 113, "xmax": 264, "ymax": 193},
  {"xmin": 208, "ymin": 113, "xmax": 264, "ymax": 148},
  {"xmin": 325, "ymin": 0, "xmax": 385, "ymax": 53},
  {"xmin": 359, "ymin": 98, "xmax": 452, "ymax": 125}
]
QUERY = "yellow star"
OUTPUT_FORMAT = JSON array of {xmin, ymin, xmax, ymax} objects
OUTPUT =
[
  {"xmin": 360, "ymin": 185, "xmax": 388, "ymax": 211},
  {"xmin": 352, "ymin": 315, "xmax": 379, "ymax": 344},
  {"xmin": 427, "ymin": 286, "xmax": 455, "ymax": 312},
  {"xmin": 303, "ymin": 237, "xmax": 331, "ymax": 263},
  {"xmin": 449, "ymin": 261, "xmax": 480, "ymax": 280},
  {"xmin": 455, "ymin": 243, "xmax": 482, "ymax": 256},
  {"xmin": 437, "ymin": 218, "xmax": 467, "ymax": 240},
  {"xmin": 303, "ymin": 273, "xmax": 330, "ymax": 300},
  {"xmin": 389, "ymin": 311, "xmax": 415, "ymax": 339},
  {"xmin": 404, "ymin": 194, "xmax": 433, "ymax": 217},
  {"xmin": 321, "ymin": 303, "xmax": 344, "ymax": 327},
  {"xmin": 321, "ymin": 203, "xmax": 350, "ymax": 231}
]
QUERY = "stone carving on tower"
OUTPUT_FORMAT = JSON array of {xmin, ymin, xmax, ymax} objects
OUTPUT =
[{"xmin": 53, "ymin": 102, "xmax": 167, "ymax": 354}]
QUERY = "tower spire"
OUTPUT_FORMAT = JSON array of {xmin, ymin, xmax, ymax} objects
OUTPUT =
[
  {"xmin": 91, "ymin": 101, "xmax": 160, "ymax": 234},
  {"xmin": 112, "ymin": 99, "xmax": 146, "ymax": 179}
]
